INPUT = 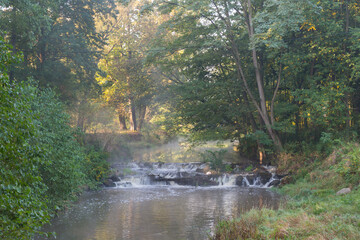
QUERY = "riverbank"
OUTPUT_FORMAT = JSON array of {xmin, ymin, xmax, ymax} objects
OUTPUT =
[{"xmin": 211, "ymin": 142, "xmax": 360, "ymax": 239}]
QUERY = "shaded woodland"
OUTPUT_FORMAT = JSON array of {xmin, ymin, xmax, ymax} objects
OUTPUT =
[{"xmin": 0, "ymin": 0, "xmax": 359, "ymax": 238}]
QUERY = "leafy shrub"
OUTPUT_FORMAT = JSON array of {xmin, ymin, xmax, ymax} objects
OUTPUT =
[
  {"xmin": 0, "ymin": 39, "xmax": 50, "ymax": 239},
  {"xmin": 245, "ymin": 165, "xmax": 253, "ymax": 172},
  {"xmin": 0, "ymin": 37, "xmax": 110, "ymax": 238},
  {"xmin": 335, "ymin": 143, "xmax": 360, "ymax": 184},
  {"xmin": 30, "ymin": 87, "xmax": 87, "ymax": 208},
  {"xmin": 83, "ymin": 145, "xmax": 110, "ymax": 189}
]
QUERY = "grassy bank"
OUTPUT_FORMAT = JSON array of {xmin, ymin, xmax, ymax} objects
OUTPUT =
[{"xmin": 211, "ymin": 142, "xmax": 360, "ymax": 239}]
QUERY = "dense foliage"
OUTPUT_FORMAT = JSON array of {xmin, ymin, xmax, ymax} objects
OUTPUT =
[
  {"xmin": 0, "ymin": 39, "xmax": 50, "ymax": 239},
  {"xmin": 146, "ymin": 0, "xmax": 360, "ymax": 159},
  {"xmin": 0, "ymin": 37, "xmax": 109, "ymax": 239},
  {"xmin": 0, "ymin": 0, "xmax": 116, "ymax": 131}
]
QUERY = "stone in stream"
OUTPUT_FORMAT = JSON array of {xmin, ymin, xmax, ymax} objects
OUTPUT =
[
  {"xmin": 267, "ymin": 179, "xmax": 281, "ymax": 187},
  {"xmin": 235, "ymin": 175, "xmax": 256, "ymax": 186},
  {"xmin": 103, "ymin": 179, "xmax": 116, "ymax": 187},
  {"xmin": 150, "ymin": 171, "xmax": 219, "ymax": 186},
  {"xmin": 174, "ymin": 174, "xmax": 219, "ymax": 186},
  {"xmin": 235, "ymin": 176, "xmax": 245, "ymax": 186},
  {"xmin": 253, "ymin": 167, "xmax": 272, "ymax": 185},
  {"xmin": 109, "ymin": 175, "xmax": 121, "ymax": 182}
]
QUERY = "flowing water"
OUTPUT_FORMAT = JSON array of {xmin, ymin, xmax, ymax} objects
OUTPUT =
[{"xmin": 39, "ymin": 140, "xmax": 281, "ymax": 240}]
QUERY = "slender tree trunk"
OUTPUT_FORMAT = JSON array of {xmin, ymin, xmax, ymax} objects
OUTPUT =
[
  {"xmin": 345, "ymin": 0, "xmax": 350, "ymax": 33},
  {"xmin": 344, "ymin": 0, "xmax": 351, "ymax": 132},
  {"xmin": 212, "ymin": 0, "xmax": 283, "ymax": 150},
  {"xmin": 245, "ymin": 93, "xmax": 266, "ymax": 163},
  {"xmin": 129, "ymin": 98, "xmax": 137, "ymax": 131},
  {"xmin": 9, "ymin": 7, "xmax": 17, "ymax": 83},
  {"xmin": 77, "ymin": 99, "xmax": 87, "ymax": 132},
  {"xmin": 247, "ymin": 0, "xmax": 282, "ymax": 150},
  {"xmin": 295, "ymin": 110, "xmax": 300, "ymax": 137},
  {"xmin": 271, "ymin": 63, "xmax": 282, "ymax": 125},
  {"xmin": 77, "ymin": 114, "xmax": 85, "ymax": 132}
]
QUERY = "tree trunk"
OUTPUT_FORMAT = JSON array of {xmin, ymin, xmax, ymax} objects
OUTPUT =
[
  {"xmin": 9, "ymin": 7, "xmax": 17, "ymax": 83},
  {"xmin": 208, "ymin": 0, "xmax": 283, "ymax": 150},
  {"xmin": 118, "ymin": 114, "xmax": 128, "ymax": 130},
  {"xmin": 137, "ymin": 105, "xmax": 146, "ymax": 131},
  {"xmin": 129, "ymin": 98, "xmax": 137, "ymax": 131},
  {"xmin": 245, "ymin": 0, "xmax": 283, "ymax": 150},
  {"xmin": 77, "ymin": 114, "xmax": 85, "ymax": 132}
]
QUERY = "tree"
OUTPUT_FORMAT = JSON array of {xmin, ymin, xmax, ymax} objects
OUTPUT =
[
  {"xmin": 147, "ymin": 0, "xmax": 360, "ymax": 156},
  {"xmin": 0, "ymin": 0, "xmax": 116, "ymax": 131},
  {"xmin": 147, "ymin": 0, "xmax": 283, "ymax": 153},
  {"xmin": 98, "ymin": 0, "xmax": 164, "ymax": 131}
]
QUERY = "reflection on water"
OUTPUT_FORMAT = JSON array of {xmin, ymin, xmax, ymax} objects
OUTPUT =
[{"xmin": 39, "ymin": 187, "xmax": 279, "ymax": 240}]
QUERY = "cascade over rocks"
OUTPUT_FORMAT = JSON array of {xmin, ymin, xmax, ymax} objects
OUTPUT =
[
  {"xmin": 107, "ymin": 162, "xmax": 282, "ymax": 188},
  {"xmin": 235, "ymin": 166, "xmax": 281, "ymax": 187}
]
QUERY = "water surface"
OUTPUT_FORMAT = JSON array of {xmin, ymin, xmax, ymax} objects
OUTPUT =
[
  {"xmin": 40, "ymin": 186, "xmax": 279, "ymax": 240},
  {"xmin": 40, "ymin": 140, "xmax": 280, "ymax": 239}
]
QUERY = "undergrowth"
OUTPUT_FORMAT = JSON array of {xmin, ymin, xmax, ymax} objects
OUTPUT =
[{"xmin": 211, "ymin": 142, "xmax": 360, "ymax": 239}]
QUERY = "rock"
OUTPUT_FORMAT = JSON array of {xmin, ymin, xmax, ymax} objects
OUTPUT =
[
  {"xmin": 109, "ymin": 175, "xmax": 121, "ymax": 182},
  {"xmin": 196, "ymin": 164, "xmax": 210, "ymax": 174},
  {"xmin": 268, "ymin": 179, "xmax": 281, "ymax": 187},
  {"xmin": 235, "ymin": 176, "xmax": 244, "ymax": 186},
  {"xmin": 253, "ymin": 167, "xmax": 272, "ymax": 185},
  {"xmin": 235, "ymin": 175, "xmax": 257, "ymax": 187},
  {"xmin": 103, "ymin": 179, "xmax": 116, "ymax": 187},
  {"xmin": 280, "ymin": 176, "xmax": 293, "ymax": 186},
  {"xmin": 336, "ymin": 188, "xmax": 351, "ymax": 195},
  {"xmin": 117, "ymin": 181, "xmax": 132, "ymax": 187},
  {"xmin": 174, "ymin": 174, "xmax": 218, "ymax": 186},
  {"xmin": 246, "ymin": 175, "xmax": 257, "ymax": 185}
]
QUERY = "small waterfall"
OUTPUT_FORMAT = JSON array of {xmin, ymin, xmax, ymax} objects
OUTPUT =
[
  {"xmin": 264, "ymin": 172, "xmax": 280, "ymax": 188},
  {"xmin": 240, "ymin": 172, "xmax": 280, "ymax": 188},
  {"xmin": 109, "ymin": 162, "xmax": 280, "ymax": 188}
]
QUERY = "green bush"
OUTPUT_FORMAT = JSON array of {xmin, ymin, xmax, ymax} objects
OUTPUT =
[
  {"xmin": 0, "ymin": 37, "xmax": 110, "ymax": 239},
  {"xmin": 30, "ymin": 87, "xmax": 87, "ymax": 208},
  {"xmin": 83, "ymin": 145, "xmax": 110, "ymax": 189},
  {"xmin": 0, "ymin": 39, "xmax": 50, "ymax": 239},
  {"xmin": 335, "ymin": 143, "xmax": 360, "ymax": 184}
]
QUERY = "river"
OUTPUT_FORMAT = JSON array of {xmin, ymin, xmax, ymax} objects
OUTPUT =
[{"xmin": 38, "ymin": 140, "xmax": 281, "ymax": 240}]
